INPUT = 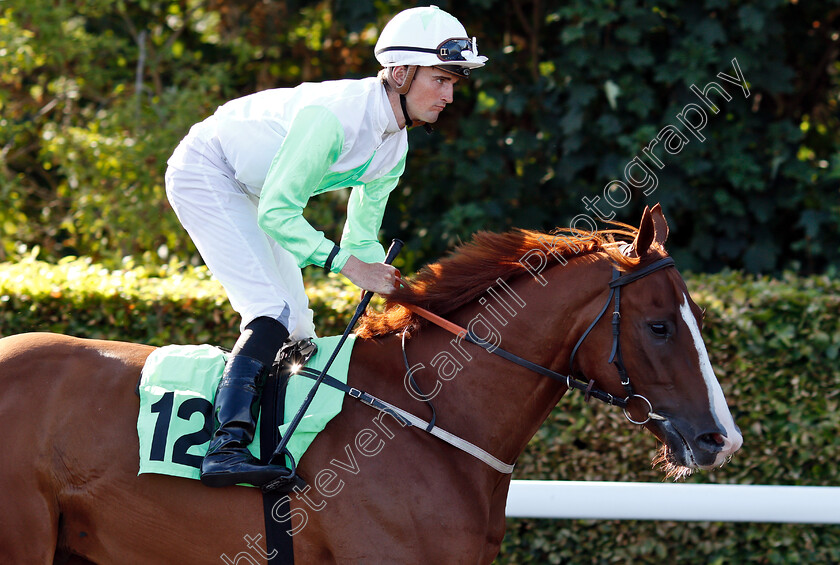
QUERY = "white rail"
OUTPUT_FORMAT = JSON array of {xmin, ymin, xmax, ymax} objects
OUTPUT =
[{"xmin": 505, "ymin": 480, "xmax": 840, "ymax": 524}]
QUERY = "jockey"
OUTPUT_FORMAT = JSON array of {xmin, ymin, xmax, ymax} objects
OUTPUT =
[{"xmin": 164, "ymin": 5, "xmax": 487, "ymax": 489}]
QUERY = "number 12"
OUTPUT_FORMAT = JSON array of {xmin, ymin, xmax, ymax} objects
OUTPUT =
[{"xmin": 148, "ymin": 391, "xmax": 214, "ymax": 469}]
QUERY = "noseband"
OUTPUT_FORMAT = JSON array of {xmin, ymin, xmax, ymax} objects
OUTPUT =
[{"xmin": 402, "ymin": 256, "xmax": 676, "ymax": 425}]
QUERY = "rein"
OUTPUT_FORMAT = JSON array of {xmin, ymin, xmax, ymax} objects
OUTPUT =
[
  {"xmin": 401, "ymin": 256, "xmax": 676, "ymax": 426},
  {"xmin": 401, "ymin": 305, "xmax": 628, "ymax": 407}
]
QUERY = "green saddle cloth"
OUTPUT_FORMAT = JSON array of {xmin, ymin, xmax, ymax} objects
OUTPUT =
[{"xmin": 136, "ymin": 335, "xmax": 354, "ymax": 482}]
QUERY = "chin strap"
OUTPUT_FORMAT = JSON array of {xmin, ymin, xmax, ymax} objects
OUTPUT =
[
  {"xmin": 399, "ymin": 93, "xmax": 413, "ymax": 128},
  {"xmin": 399, "ymin": 94, "xmax": 434, "ymax": 134},
  {"xmin": 389, "ymin": 65, "xmax": 434, "ymax": 134}
]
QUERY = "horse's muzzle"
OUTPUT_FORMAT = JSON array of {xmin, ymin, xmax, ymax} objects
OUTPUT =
[{"xmin": 654, "ymin": 417, "xmax": 741, "ymax": 469}]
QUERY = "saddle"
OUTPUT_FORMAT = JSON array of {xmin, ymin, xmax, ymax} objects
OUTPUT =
[{"xmin": 136, "ymin": 336, "xmax": 353, "ymax": 484}]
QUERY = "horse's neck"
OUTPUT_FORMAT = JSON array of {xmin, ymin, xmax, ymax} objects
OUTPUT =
[{"xmin": 402, "ymin": 257, "xmax": 611, "ymax": 466}]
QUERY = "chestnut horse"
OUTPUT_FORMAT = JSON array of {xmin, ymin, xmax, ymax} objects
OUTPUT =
[{"xmin": 0, "ymin": 205, "xmax": 741, "ymax": 564}]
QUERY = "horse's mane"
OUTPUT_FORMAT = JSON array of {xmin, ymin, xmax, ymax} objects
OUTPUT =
[{"xmin": 356, "ymin": 225, "xmax": 655, "ymax": 338}]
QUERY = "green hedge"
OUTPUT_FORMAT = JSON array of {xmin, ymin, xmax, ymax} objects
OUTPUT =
[
  {"xmin": 0, "ymin": 254, "xmax": 362, "ymax": 345},
  {"xmin": 3, "ymin": 1, "xmax": 839, "ymax": 273},
  {"xmin": 2, "ymin": 260, "xmax": 838, "ymax": 563}
]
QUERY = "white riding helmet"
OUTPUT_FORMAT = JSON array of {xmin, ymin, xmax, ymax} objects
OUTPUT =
[{"xmin": 375, "ymin": 5, "xmax": 488, "ymax": 81}]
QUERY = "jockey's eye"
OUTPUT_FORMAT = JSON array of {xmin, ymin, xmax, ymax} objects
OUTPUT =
[{"xmin": 649, "ymin": 322, "xmax": 670, "ymax": 338}]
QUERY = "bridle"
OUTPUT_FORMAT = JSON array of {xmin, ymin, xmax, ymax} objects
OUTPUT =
[
  {"xmin": 402, "ymin": 256, "xmax": 676, "ymax": 426},
  {"xmin": 568, "ymin": 255, "xmax": 675, "ymax": 423}
]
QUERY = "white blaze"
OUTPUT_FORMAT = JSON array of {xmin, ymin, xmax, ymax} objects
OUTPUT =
[{"xmin": 679, "ymin": 295, "xmax": 743, "ymax": 464}]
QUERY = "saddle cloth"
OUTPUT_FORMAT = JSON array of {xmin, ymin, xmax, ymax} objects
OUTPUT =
[{"xmin": 136, "ymin": 335, "xmax": 354, "ymax": 482}]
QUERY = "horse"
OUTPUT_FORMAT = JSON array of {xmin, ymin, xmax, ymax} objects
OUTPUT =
[{"xmin": 0, "ymin": 205, "xmax": 742, "ymax": 564}]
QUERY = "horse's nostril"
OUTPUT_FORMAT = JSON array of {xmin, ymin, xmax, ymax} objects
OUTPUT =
[{"xmin": 697, "ymin": 432, "xmax": 725, "ymax": 452}]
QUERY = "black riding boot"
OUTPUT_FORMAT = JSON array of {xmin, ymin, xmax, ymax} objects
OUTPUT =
[{"xmin": 200, "ymin": 354, "xmax": 294, "ymax": 488}]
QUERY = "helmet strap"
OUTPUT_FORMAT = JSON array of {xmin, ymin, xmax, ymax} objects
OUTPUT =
[
  {"xmin": 399, "ymin": 93, "xmax": 413, "ymax": 128},
  {"xmin": 392, "ymin": 65, "xmax": 417, "ymax": 129}
]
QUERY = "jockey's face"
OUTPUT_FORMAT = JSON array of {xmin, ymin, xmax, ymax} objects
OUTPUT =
[{"xmin": 404, "ymin": 66, "xmax": 460, "ymax": 124}]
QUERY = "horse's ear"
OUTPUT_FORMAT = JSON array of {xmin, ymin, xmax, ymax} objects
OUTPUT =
[
  {"xmin": 650, "ymin": 203, "xmax": 669, "ymax": 246},
  {"xmin": 632, "ymin": 206, "xmax": 655, "ymax": 257}
]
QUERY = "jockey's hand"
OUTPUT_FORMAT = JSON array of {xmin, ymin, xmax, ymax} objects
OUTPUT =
[{"xmin": 340, "ymin": 255, "xmax": 401, "ymax": 296}]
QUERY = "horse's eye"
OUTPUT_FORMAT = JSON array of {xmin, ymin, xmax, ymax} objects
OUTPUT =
[{"xmin": 649, "ymin": 322, "xmax": 669, "ymax": 338}]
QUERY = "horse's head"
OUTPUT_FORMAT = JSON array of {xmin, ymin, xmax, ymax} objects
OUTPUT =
[{"xmin": 571, "ymin": 204, "xmax": 742, "ymax": 479}]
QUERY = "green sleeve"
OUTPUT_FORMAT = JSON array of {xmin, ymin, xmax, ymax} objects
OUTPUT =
[
  {"xmin": 331, "ymin": 150, "xmax": 407, "ymax": 271},
  {"xmin": 257, "ymin": 105, "xmax": 345, "ymax": 269}
]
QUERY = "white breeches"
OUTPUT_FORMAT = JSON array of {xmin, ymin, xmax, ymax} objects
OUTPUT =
[{"xmin": 164, "ymin": 118, "xmax": 316, "ymax": 340}]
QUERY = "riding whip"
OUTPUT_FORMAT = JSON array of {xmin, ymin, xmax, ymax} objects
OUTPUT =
[{"xmin": 268, "ymin": 239, "xmax": 404, "ymax": 468}]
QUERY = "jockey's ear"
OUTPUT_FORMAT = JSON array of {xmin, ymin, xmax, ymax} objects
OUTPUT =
[
  {"xmin": 632, "ymin": 205, "xmax": 655, "ymax": 257},
  {"xmin": 389, "ymin": 66, "xmax": 414, "ymax": 92}
]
